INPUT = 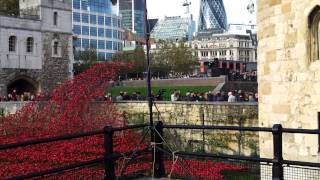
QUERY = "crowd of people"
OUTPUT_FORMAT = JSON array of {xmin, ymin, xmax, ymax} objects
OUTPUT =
[
  {"xmin": 1, "ymin": 89, "xmax": 36, "ymax": 102},
  {"xmin": 228, "ymin": 71, "xmax": 257, "ymax": 81},
  {"xmin": 170, "ymin": 90, "xmax": 258, "ymax": 102},
  {"xmin": 110, "ymin": 89, "xmax": 258, "ymax": 103}
]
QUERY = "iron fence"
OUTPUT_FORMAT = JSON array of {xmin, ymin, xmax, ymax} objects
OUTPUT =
[{"xmin": 1, "ymin": 122, "xmax": 320, "ymax": 179}]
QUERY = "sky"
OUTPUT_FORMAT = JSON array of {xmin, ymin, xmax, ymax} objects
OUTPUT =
[{"xmin": 147, "ymin": 0, "xmax": 256, "ymax": 26}]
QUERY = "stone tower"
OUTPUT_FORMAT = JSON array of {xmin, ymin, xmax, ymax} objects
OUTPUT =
[
  {"xmin": 0, "ymin": 0, "xmax": 73, "ymax": 96},
  {"xmin": 258, "ymin": 0, "xmax": 320, "ymax": 177}
]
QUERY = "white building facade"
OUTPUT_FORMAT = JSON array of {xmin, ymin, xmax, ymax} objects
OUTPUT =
[
  {"xmin": 192, "ymin": 32, "xmax": 257, "ymax": 73},
  {"xmin": 0, "ymin": 0, "xmax": 73, "ymax": 96}
]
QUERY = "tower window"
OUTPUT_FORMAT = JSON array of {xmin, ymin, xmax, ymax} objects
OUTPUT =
[
  {"xmin": 26, "ymin": 37, "xmax": 34, "ymax": 53},
  {"xmin": 54, "ymin": 12, "xmax": 58, "ymax": 26},
  {"xmin": 54, "ymin": 41, "xmax": 59, "ymax": 55},
  {"xmin": 309, "ymin": 6, "xmax": 320, "ymax": 61},
  {"xmin": 9, "ymin": 36, "xmax": 16, "ymax": 52},
  {"xmin": 52, "ymin": 40, "xmax": 61, "ymax": 57}
]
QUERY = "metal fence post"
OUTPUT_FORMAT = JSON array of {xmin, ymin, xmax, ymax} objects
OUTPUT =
[
  {"xmin": 104, "ymin": 126, "xmax": 115, "ymax": 180},
  {"xmin": 272, "ymin": 124, "xmax": 284, "ymax": 180},
  {"xmin": 154, "ymin": 121, "xmax": 165, "ymax": 178},
  {"xmin": 201, "ymin": 112, "xmax": 205, "ymax": 152},
  {"xmin": 318, "ymin": 112, "xmax": 320, "ymax": 152}
]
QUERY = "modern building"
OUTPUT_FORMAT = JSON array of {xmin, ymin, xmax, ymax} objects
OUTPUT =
[
  {"xmin": 119, "ymin": 0, "xmax": 145, "ymax": 37},
  {"xmin": 72, "ymin": 0, "xmax": 124, "ymax": 61},
  {"xmin": 151, "ymin": 15, "xmax": 195, "ymax": 42},
  {"xmin": 0, "ymin": 0, "xmax": 74, "ymax": 96},
  {"xmin": 198, "ymin": 0, "xmax": 228, "ymax": 32},
  {"xmin": 192, "ymin": 31, "xmax": 257, "ymax": 73}
]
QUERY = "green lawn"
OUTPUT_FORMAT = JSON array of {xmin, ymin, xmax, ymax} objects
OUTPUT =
[{"xmin": 108, "ymin": 86, "xmax": 215, "ymax": 101}]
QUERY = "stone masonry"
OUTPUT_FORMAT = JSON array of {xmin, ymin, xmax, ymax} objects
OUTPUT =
[
  {"xmin": 258, "ymin": 0, "xmax": 320, "ymax": 179},
  {"xmin": 115, "ymin": 101, "xmax": 259, "ymax": 156},
  {"xmin": 0, "ymin": 0, "xmax": 73, "ymax": 96}
]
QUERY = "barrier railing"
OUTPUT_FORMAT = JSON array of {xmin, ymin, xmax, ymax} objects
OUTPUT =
[{"xmin": 1, "ymin": 122, "xmax": 320, "ymax": 180}]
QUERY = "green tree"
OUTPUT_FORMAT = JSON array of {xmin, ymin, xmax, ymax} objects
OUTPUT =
[
  {"xmin": 0, "ymin": 0, "xmax": 19, "ymax": 16},
  {"xmin": 73, "ymin": 47, "xmax": 102, "ymax": 75},
  {"xmin": 112, "ymin": 47, "xmax": 146, "ymax": 79},
  {"xmin": 151, "ymin": 41, "xmax": 171, "ymax": 78},
  {"xmin": 170, "ymin": 43, "xmax": 197, "ymax": 76},
  {"xmin": 152, "ymin": 41, "xmax": 197, "ymax": 78}
]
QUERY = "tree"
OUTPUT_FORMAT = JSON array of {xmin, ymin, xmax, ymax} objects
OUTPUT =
[
  {"xmin": 170, "ymin": 43, "xmax": 197, "ymax": 76},
  {"xmin": 73, "ymin": 47, "xmax": 102, "ymax": 75},
  {"xmin": 112, "ymin": 47, "xmax": 146, "ymax": 79},
  {"xmin": 0, "ymin": 0, "xmax": 19, "ymax": 16},
  {"xmin": 151, "ymin": 41, "xmax": 171, "ymax": 78},
  {"xmin": 152, "ymin": 41, "xmax": 197, "ymax": 78}
]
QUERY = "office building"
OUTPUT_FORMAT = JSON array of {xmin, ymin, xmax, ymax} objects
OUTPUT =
[
  {"xmin": 151, "ymin": 15, "xmax": 195, "ymax": 42},
  {"xmin": 198, "ymin": 0, "xmax": 228, "ymax": 32},
  {"xmin": 119, "ymin": 0, "xmax": 145, "ymax": 37},
  {"xmin": 72, "ymin": 0, "xmax": 124, "ymax": 60}
]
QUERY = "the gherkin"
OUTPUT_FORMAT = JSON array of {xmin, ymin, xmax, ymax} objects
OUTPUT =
[{"xmin": 198, "ymin": 0, "xmax": 228, "ymax": 31}]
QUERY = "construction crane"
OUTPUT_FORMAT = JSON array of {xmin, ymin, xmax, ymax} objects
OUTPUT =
[{"xmin": 183, "ymin": 0, "xmax": 191, "ymax": 14}]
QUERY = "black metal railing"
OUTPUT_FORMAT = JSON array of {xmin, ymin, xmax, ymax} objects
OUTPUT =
[
  {"xmin": 1, "ymin": 122, "xmax": 320, "ymax": 180},
  {"xmin": 0, "ymin": 124, "xmax": 149, "ymax": 180},
  {"xmin": 154, "ymin": 122, "xmax": 320, "ymax": 180}
]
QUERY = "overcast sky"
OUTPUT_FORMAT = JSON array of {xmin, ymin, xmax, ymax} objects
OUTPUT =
[{"xmin": 147, "ymin": 0, "xmax": 256, "ymax": 25}]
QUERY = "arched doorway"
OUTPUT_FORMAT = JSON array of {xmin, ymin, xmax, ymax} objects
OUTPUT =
[{"xmin": 7, "ymin": 78, "xmax": 38, "ymax": 95}]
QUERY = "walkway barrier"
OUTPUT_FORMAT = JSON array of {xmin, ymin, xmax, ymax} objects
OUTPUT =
[{"xmin": 1, "ymin": 122, "xmax": 320, "ymax": 179}]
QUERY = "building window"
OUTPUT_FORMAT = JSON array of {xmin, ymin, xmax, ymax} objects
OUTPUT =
[
  {"xmin": 90, "ymin": 27, "xmax": 97, "ymax": 36},
  {"xmin": 82, "ymin": 13, "xmax": 89, "ymax": 23},
  {"xmin": 54, "ymin": 12, "xmax": 58, "ymax": 26},
  {"xmin": 9, "ymin": 36, "xmax": 16, "ymax": 52},
  {"xmin": 309, "ymin": 6, "xmax": 320, "ymax": 61},
  {"xmin": 106, "ymin": 29, "xmax": 112, "ymax": 38},
  {"xmin": 90, "ymin": 15, "xmax": 97, "ymax": 24},
  {"xmin": 53, "ymin": 41, "xmax": 59, "ymax": 55},
  {"xmin": 52, "ymin": 40, "xmax": 61, "ymax": 57},
  {"xmin": 98, "ymin": 40, "xmax": 105, "ymax": 49},
  {"xmin": 98, "ymin": 28, "xmax": 104, "ymax": 37},
  {"xmin": 82, "ymin": 39, "xmax": 89, "ymax": 49},
  {"xmin": 26, "ymin": 37, "xmax": 34, "ymax": 53},
  {"xmin": 73, "ymin": 12, "xmax": 81, "ymax": 22},
  {"xmin": 73, "ymin": 25, "xmax": 81, "ymax": 35},
  {"xmin": 106, "ymin": 41, "xmax": 112, "ymax": 50},
  {"xmin": 82, "ymin": 26, "xmax": 89, "ymax": 35},
  {"xmin": 90, "ymin": 39, "xmax": 97, "ymax": 49},
  {"xmin": 98, "ymin": 16, "xmax": 104, "ymax": 25},
  {"xmin": 105, "ymin": 17, "xmax": 111, "ymax": 26}
]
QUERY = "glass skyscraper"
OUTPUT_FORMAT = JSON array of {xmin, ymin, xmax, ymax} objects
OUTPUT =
[
  {"xmin": 119, "ymin": 0, "xmax": 145, "ymax": 37},
  {"xmin": 198, "ymin": 0, "xmax": 228, "ymax": 32},
  {"xmin": 151, "ymin": 15, "xmax": 195, "ymax": 42},
  {"xmin": 72, "ymin": 0, "xmax": 123, "ymax": 60}
]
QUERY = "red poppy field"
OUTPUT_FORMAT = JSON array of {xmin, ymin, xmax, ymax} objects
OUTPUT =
[{"xmin": 0, "ymin": 62, "xmax": 247, "ymax": 179}]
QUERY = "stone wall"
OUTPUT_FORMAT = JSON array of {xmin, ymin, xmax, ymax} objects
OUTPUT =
[
  {"xmin": 115, "ymin": 101, "xmax": 259, "ymax": 156},
  {"xmin": 258, "ymin": 0, "xmax": 320, "ymax": 179},
  {"xmin": 0, "ymin": 0, "xmax": 73, "ymax": 96},
  {"xmin": 41, "ymin": 32, "xmax": 73, "ymax": 92},
  {"xmin": 258, "ymin": 0, "xmax": 320, "ymax": 162}
]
